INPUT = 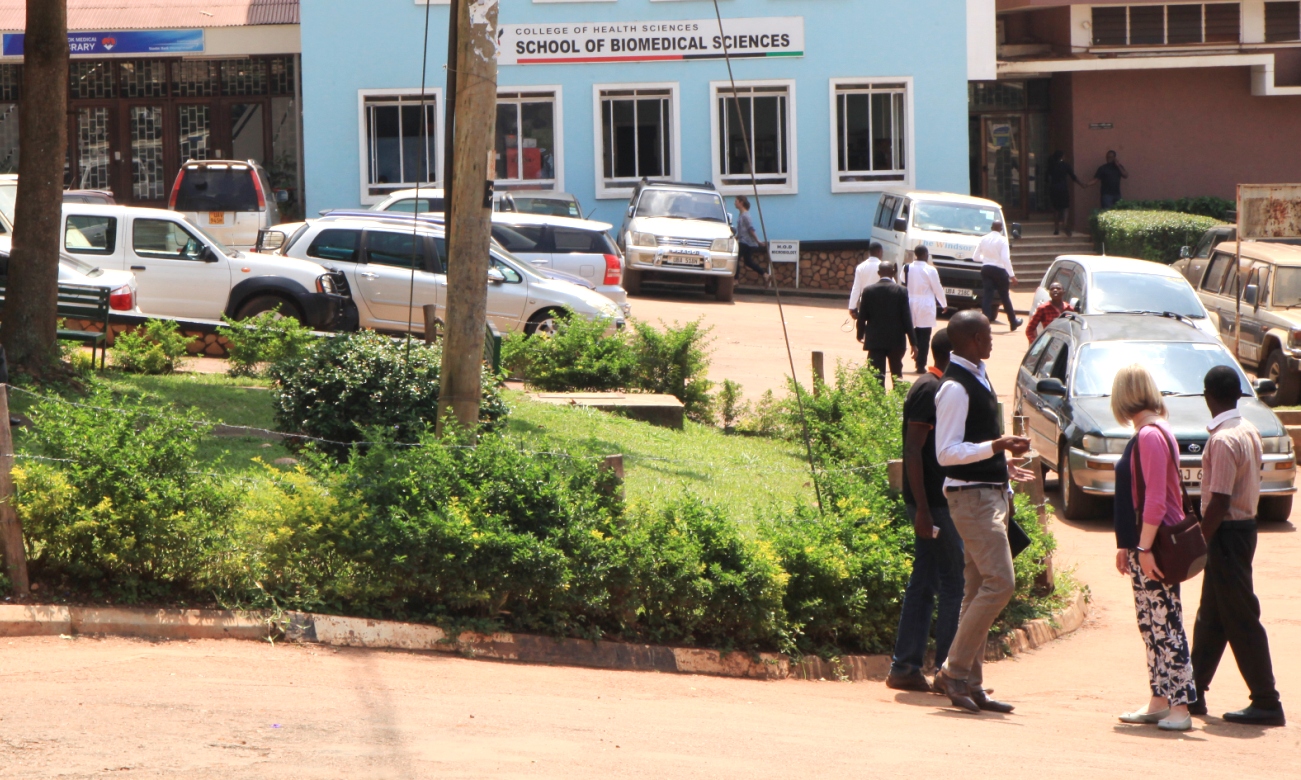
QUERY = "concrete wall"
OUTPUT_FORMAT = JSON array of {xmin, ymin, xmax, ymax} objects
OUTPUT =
[{"xmin": 300, "ymin": 0, "xmax": 972, "ymax": 242}]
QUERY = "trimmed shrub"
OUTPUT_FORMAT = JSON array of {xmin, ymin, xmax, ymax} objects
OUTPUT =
[
  {"xmin": 110, "ymin": 319, "xmax": 192, "ymax": 374},
  {"xmin": 1090, "ymin": 209, "xmax": 1219, "ymax": 264},
  {"xmin": 630, "ymin": 319, "xmax": 714, "ymax": 422},
  {"xmin": 269, "ymin": 330, "xmax": 508, "ymax": 455},
  {"xmin": 1109, "ymin": 196, "xmax": 1234, "ymax": 221},
  {"xmin": 217, "ymin": 309, "xmax": 316, "ymax": 378}
]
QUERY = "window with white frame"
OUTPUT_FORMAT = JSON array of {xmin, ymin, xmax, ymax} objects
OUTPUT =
[
  {"xmin": 711, "ymin": 81, "xmax": 795, "ymax": 194},
  {"xmin": 496, "ymin": 90, "xmax": 560, "ymax": 191},
  {"xmin": 1091, "ymin": 4, "xmax": 1241, "ymax": 47},
  {"xmin": 596, "ymin": 85, "xmax": 677, "ymax": 195},
  {"xmin": 831, "ymin": 80, "xmax": 910, "ymax": 191},
  {"xmin": 361, "ymin": 91, "xmax": 439, "ymax": 200}
]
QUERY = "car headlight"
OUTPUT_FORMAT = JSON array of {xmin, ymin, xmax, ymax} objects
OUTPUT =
[
  {"xmin": 1262, "ymin": 435, "xmax": 1293, "ymax": 454},
  {"xmin": 631, "ymin": 231, "xmax": 657, "ymax": 247},
  {"xmin": 1082, "ymin": 434, "xmax": 1129, "ymax": 454},
  {"xmin": 316, "ymin": 274, "xmax": 337, "ymax": 294},
  {"xmin": 711, "ymin": 237, "xmax": 736, "ymax": 253},
  {"xmin": 1289, "ymin": 328, "xmax": 1301, "ymax": 350}
]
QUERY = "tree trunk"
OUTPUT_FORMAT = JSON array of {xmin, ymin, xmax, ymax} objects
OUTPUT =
[
  {"xmin": 0, "ymin": 1, "xmax": 68, "ymax": 377},
  {"xmin": 436, "ymin": 0, "xmax": 498, "ymax": 434}
]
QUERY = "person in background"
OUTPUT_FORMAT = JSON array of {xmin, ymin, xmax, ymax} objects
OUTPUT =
[
  {"xmin": 904, "ymin": 245, "xmax": 947, "ymax": 373},
  {"xmin": 931, "ymin": 310, "xmax": 1033, "ymax": 714},
  {"xmin": 1025, "ymin": 281, "xmax": 1074, "ymax": 342},
  {"xmin": 887, "ymin": 329, "xmax": 965, "ymax": 694},
  {"xmin": 733, "ymin": 196, "xmax": 770, "ymax": 285},
  {"xmin": 1089, "ymin": 150, "xmax": 1129, "ymax": 210},
  {"xmin": 856, "ymin": 260, "xmax": 913, "ymax": 384},
  {"xmin": 1190, "ymin": 366, "xmax": 1285, "ymax": 726},
  {"xmin": 1046, "ymin": 150, "xmax": 1086, "ymax": 237},
  {"xmin": 975, "ymin": 221, "xmax": 1021, "ymax": 332},
  {"xmin": 848, "ymin": 242, "xmax": 884, "ymax": 318},
  {"xmin": 1111, "ymin": 364, "xmax": 1197, "ymax": 732}
]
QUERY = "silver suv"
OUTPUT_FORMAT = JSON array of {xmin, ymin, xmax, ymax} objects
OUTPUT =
[{"xmin": 616, "ymin": 181, "xmax": 739, "ymax": 302}]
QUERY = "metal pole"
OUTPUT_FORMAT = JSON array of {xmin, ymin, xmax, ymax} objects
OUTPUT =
[{"xmin": 293, "ymin": 53, "xmax": 305, "ymax": 218}]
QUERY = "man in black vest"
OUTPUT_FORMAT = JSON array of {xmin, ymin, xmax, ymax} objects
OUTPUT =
[
  {"xmin": 930, "ymin": 310, "xmax": 1033, "ymax": 713},
  {"xmin": 856, "ymin": 260, "xmax": 914, "ymax": 384}
]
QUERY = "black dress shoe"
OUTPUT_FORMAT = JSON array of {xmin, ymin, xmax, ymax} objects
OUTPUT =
[
  {"xmin": 972, "ymin": 689, "xmax": 1015, "ymax": 713},
  {"xmin": 886, "ymin": 671, "xmax": 932, "ymax": 693},
  {"xmin": 1223, "ymin": 705, "xmax": 1286, "ymax": 726},
  {"xmin": 1009, "ymin": 318, "xmax": 1023, "ymax": 332},
  {"xmin": 1188, "ymin": 697, "xmax": 1207, "ymax": 716},
  {"xmin": 933, "ymin": 670, "xmax": 979, "ymax": 713}
]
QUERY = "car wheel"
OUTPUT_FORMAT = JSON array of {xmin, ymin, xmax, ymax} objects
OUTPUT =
[
  {"xmin": 1257, "ymin": 495, "xmax": 1293, "ymax": 523},
  {"xmin": 235, "ymin": 295, "xmax": 304, "ymax": 324},
  {"xmin": 1059, "ymin": 441, "xmax": 1106, "ymax": 521},
  {"xmin": 1262, "ymin": 349, "xmax": 1301, "ymax": 407},
  {"xmin": 623, "ymin": 268, "xmax": 642, "ymax": 295},
  {"xmin": 525, "ymin": 307, "xmax": 566, "ymax": 336},
  {"xmin": 715, "ymin": 275, "xmax": 735, "ymax": 303}
]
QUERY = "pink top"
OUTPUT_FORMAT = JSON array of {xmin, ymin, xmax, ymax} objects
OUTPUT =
[{"xmin": 1129, "ymin": 420, "xmax": 1185, "ymax": 527}]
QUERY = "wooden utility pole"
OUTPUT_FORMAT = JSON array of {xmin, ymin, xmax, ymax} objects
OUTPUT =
[
  {"xmin": 0, "ymin": 1, "xmax": 68, "ymax": 378},
  {"xmin": 436, "ymin": 0, "xmax": 498, "ymax": 434},
  {"xmin": 0, "ymin": 385, "xmax": 29, "ymax": 596}
]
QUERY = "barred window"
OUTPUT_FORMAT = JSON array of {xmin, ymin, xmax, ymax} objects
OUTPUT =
[
  {"xmin": 1091, "ymin": 4, "xmax": 1241, "ymax": 46},
  {"xmin": 832, "ymin": 80, "xmax": 910, "ymax": 191},
  {"xmin": 713, "ymin": 82, "xmax": 794, "ymax": 193}
]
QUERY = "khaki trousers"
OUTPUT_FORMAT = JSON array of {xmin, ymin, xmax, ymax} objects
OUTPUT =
[{"xmin": 940, "ymin": 485, "xmax": 1016, "ymax": 687}]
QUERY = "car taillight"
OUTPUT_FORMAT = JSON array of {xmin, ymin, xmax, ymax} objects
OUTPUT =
[
  {"xmin": 603, "ymin": 254, "xmax": 622, "ymax": 286},
  {"xmin": 109, "ymin": 285, "xmax": 134, "ymax": 311},
  {"xmin": 167, "ymin": 170, "xmax": 184, "ymax": 210},
  {"xmin": 250, "ymin": 171, "xmax": 267, "ymax": 210}
]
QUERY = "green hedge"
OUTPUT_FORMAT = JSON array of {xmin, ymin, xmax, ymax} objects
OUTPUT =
[
  {"xmin": 1090, "ymin": 209, "xmax": 1219, "ymax": 264},
  {"xmin": 1108, "ymin": 196, "xmax": 1234, "ymax": 221}
]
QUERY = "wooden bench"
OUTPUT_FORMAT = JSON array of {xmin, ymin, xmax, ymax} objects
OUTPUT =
[{"xmin": 0, "ymin": 282, "xmax": 112, "ymax": 369}]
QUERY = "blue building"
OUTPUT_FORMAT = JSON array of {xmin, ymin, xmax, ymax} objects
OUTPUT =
[{"xmin": 301, "ymin": 0, "xmax": 983, "ymax": 273}]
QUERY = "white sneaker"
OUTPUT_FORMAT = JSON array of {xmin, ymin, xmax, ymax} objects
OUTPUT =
[
  {"xmin": 1158, "ymin": 714, "xmax": 1193, "ymax": 731},
  {"xmin": 1119, "ymin": 708, "xmax": 1170, "ymax": 724}
]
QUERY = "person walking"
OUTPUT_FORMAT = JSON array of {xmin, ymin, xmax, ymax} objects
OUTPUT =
[
  {"xmin": 848, "ymin": 242, "xmax": 884, "ymax": 318},
  {"xmin": 1110, "ymin": 364, "xmax": 1197, "ymax": 732},
  {"xmin": 856, "ymin": 260, "xmax": 913, "ymax": 384},
  {"xmin": 1046, "ymin": 150, "xmax": 1086, "ymax": 237},
  {"xmin": 1088, "ymin": 150, "xmax": 1129, "ymax": 210},
  {"xmin": 975, "ymin": 221, "xmax": 1021, "ymax": 331},
  {"xmin": 904, "ymin": 245, "xmax": 948, "ymax": 373},
  {"xmin": 1189, "ymin": 366, "xmax": 1286, "ymax": 726},
  {"xmin": 931, "ymin": 310, "xmax": 1033, "ymax": 714},
  {"xmin": 733, "ymin": 196, "xmax": 770, "ymax": 285},
  {"xmin": 1025, "ymin": 281, "xmax": 1074, "ymax": 342},
  {"xmin": 886, "ymin": 329, "xmax": 965, "ymax": 693}
]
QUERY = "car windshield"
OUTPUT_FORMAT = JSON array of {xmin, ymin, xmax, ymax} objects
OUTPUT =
[
  {"xmin": 1272, "ymin": 267, "xmax": 1301, "ymax": 308},
  {"xmin": 1088, "ymin": 272, "xmax": 1205, "ymax": 318},
  {"xmin": 1073, "ymin": 341, "xmax": 1252, "ymax": 397},
  {"xmin": 911, "ymin": 202, "xmax": 1000, "ymax": 236},
  {"xmin": 635, "ymin": 190, "xmax": 727, "ymax": 222},
  {"xmin": 60, "ymin": 252, "xmax": 102, "ymax": 277},
  {"xmin": 513, "ymin": 197, "xmax": 581, "ymax": 219}
]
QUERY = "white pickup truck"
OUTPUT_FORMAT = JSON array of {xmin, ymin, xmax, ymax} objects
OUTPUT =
[{"xmin": 60, "ymin": 204, "xmax": 357, "ymax": 330}]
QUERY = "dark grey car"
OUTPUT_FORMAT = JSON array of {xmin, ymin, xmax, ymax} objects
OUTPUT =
[{"xmin": 1013, "ymin": 312, "xmax": 1296, "ymax": 521}]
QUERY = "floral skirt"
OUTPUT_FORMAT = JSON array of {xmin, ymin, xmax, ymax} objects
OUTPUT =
[{"xmin": 1128, "ymin": 550, "xmax": 1198, "ymax": 706}]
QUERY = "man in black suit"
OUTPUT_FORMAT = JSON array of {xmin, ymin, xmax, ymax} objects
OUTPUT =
[{"xmin": 856, "ymin": 260, "xmax": 914, "ymax": 383}]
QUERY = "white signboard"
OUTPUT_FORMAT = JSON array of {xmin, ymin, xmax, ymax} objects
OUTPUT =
[
  {"xmin": 498, "ymin": 17, "xmax": 804, "ymax": 66},
  {"xmin": 767, "ymin": 240, "xmax": 800, "ymax": 263}
]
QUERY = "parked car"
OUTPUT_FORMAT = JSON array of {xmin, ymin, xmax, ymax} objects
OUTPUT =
[
  {"xmin": 1185, "ymin": 241, "xmax": 1301, "ymax": 406},
  {"xmin": 1030, "ymin": 254, "xmax": 1217, "ymax": 340},
  {"xmin": 489, "ymin": 213, "xmax": 627, "ymax": 313},
  {"xmin": 0, "ymin": 174, "xmax": 117, "ymax": 229},
  {"xmin": 276, "ymin": 213, "xmax": 624, "ymax": 335},
  {"xmin": 60, "ymin": 204, "xmax": 354, "ymax": 329},
  {"xmin": 168, "ymin": 159, "xmax": 282, "ymax": 251},
  {"xmin": 1014, "ymin": 311, "xmax": 1294, "ymax": 521},
  {"xmin": 0, "ymin": 248, "xmax": 139, "ymax": 313},
  {"xmin": 63, "ymin": 189, "xmax": 116, "ymax": 206},
  {"xmin": 368, "ymin": 188, "xmax": 445, "ymax": 214},
  {"xmin": 1173, "ymin": 225, "xmax": 1301, "ymax": 290},
  {"xmin": 494, "ymin": 190, "xmax": 584, "ymax": 219},
  {"xmin": 616, "ymin": 180, "xmax": 738, "ymax": 302},
  {"xmin": 869, "ymin": 190, "xmax": 1020, "ymax": 309}
]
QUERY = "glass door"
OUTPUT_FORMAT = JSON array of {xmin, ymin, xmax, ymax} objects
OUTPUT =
[
  {"xmin": 126, "ymin": 104, "xmax": 167, "ymax": 203},
  {"xmin": 227, "ymin": 101, "xmax": 268, "ymax": 165},
  {"xmin": 72, "ymin": 105, "xmax": 116, "ymax": 192},
  {"xmin": 982, "ymin": 114, "xmax": 1025, "ymax": 216}
]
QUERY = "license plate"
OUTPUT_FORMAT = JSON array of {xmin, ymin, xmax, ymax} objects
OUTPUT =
[
  {"xmin": 1181, "ymin": 468, "xmax": 1202, "ymax": 484},
  {"xmin": 943, "ymin": 287, "xmax": 972, "ymax": 297},
  {"xmin": 208, "ymin": 211, "xmax": 225, "ymax": 225},
  {"xmin": 663, "ymin": 253, "xmax": 704, "ymax": 267}
]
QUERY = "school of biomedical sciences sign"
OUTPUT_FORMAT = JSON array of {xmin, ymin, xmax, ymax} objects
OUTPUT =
[
  {"xmin": 499, "ymin": 16, "xmax": 803, "ymax": 65},
  {"xmin": 3, "ymin": 29, "xmax": 204, "ymax": 57}
]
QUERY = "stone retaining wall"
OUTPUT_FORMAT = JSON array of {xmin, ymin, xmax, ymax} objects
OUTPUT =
[
  {"xmin": 736, "ymin": 247, "xmax": 864, "ymax": 292},
  {"xmin": 64, "ymin": 318, "xmax": 231, "ymax": 358}
]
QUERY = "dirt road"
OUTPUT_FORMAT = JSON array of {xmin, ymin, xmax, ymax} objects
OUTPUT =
[{"xmin": 4, "ymin": 291, "xmax": 1299, "ymax": 777}]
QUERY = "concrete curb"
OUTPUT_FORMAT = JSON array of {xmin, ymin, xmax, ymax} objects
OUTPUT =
[{"xmin": 0, "ymin": 592, "xmax": 1088, "ymax": 681}]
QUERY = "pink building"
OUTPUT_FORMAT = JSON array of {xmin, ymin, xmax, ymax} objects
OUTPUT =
[{"xmin": 974, "ymin": 1, "xmax": 1301, "ymax": 230}]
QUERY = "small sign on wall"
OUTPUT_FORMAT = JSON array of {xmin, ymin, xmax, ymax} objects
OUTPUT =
[
  {"xmin": 1089, "ymin": 122, "xmax": 1114, "ymax": 130},
  {"xmin": 768, "ymin": 240, "xmax": 800, "ymax": 288}
]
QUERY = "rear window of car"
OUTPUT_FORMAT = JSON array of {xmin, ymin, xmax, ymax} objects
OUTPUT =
[
  {"xmin": 174, "ymin": 166, "xmax": 260, "ymax": 212},
  {"xmin": 384, "ymin": 197, "xmax": 444, "ymax": 214},
  {"xmin": 308, "ymin": 229, "xmax": 361, "ymax": 263},
  {"xmin": 492, "ymin": 225, "xmax": 544, "ymax": 253},
  {"xmin": 513, "ymin": 197, "xmax": 580, "ymax": 219},
  {"xmin": 553, "ymin": 228, "xmax": 616, "ymax": 255}
]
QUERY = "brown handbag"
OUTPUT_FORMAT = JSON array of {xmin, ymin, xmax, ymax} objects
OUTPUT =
[{"xmin": 1132, "ymin": 425, "xmax": 1209, "ymax": 586}]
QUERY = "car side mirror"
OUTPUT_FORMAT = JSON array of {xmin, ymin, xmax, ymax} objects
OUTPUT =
[
  {"xmin": 1069, "ymin": 297, "xmax": 1081, "ymax": 310},
  {"xmin": 1243, "ymin": 284, "xmax": 1258, "ymax": 307},
  {"xmin": 627, "ymin": 206, "xmax": 635, "ymax": 217},
  {"xmin": 196, "ymin": 245, "xmax": 217, "ymax": 262},
  {"xmin": 1011, "ymin": 222, "xmax": 1023, "ymax": 240},
  {"xmin": 1180, "ymin": 246, "xmax": 1192, "ymax": 259},
  {"xmin": 727, "ymin": 212, "xmax": 733, "ymax": 226},
  {"xmin": 487, "ymin": 267, "xmax": 506, "ymax": 284},
  {"xmin": 1254, "ymin": 378, "xmax": 1277, "ymax": 395},
  {"xmin": 274, "ymin": 189, "xmax": 290, "ymax": 204},
  {"xmin": 1036, "ymin": 378, "xmax": 1067, "ymax": 396},
  {"xmin": 892, "ymin": 217, "xmax": 907, "ymax": 233}
]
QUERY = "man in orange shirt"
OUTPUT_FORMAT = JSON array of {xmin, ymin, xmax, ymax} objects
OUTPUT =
[{"xmin": 1025, "ymin": 281, "xmax": 1074, "ymax": 342}]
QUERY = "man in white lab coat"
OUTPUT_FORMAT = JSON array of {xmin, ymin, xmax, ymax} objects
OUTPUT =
[
  {"xmin": 848, "ymin": 242, "xmax": 884, "ymax": 318},
  {"xmin": 904, "ymin": 245, "xmax": 948, "ymax": 374}
]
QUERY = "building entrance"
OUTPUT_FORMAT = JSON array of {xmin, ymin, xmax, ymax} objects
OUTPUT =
[{"xmin": 968, "ymin": 80, "xmax": 1051, "ymax": 220}]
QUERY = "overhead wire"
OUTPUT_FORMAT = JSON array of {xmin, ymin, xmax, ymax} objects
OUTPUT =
[{"xmin": 404, "ymin": 0, "xmax": 438, "ymax": 362}]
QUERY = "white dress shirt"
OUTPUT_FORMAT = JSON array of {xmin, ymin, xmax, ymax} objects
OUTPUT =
[
  {"xmin": 904, "ymin": 261, "xmax": 947, "ymax": 328},
  {"xmin": 935, "ymin": 354, "xmax": 1004, "ymax": 488},
  {"xmin": 974, "ymin": 230, "xmax": 1014, "ymax": 276},
  {"xmin": 848, "ymin": 257, "xmax": 881, "ymax": 312}
]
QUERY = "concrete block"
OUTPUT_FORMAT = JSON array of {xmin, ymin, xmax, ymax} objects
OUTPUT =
[
  {"xmin": 531, "ymin": 392, "xmax": 685, "ymax": 429},
  {"xmin": 310, "ymin": 614, "xmax": 453, "ymax": 651},
  {"xmin": 671, "ymin": 648, "xmax": 787, "ymax": 679},
  {"xmin": 69, "ymin": 607, "xmax": 270, "ymax": 641},
  {"xmin": 0, "ymin": 604, "xmax": 72, "ymax": 637}
]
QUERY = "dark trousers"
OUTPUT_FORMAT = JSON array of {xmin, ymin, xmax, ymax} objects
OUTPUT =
[
  {"xmin": 891, "ymin": 503, "xmax": 965, "ymax": 677},
  {"xmin": 736, "ymin": 242, "xmax": 765, "ymax": 277},
  {"xmin": 868, "ymin": 347, "xmax": 905, "ymax": 381},
  {"xmin": 980, "ymin": 265, "xmax": 1018, "ymax": 325},
  {"xmin": 1192, "ymin": 520, "xmax": 1282, "ymax": 709},
  {"xmin": 914, "ymin": 326, "xmax": 932, "ymax": 371}
]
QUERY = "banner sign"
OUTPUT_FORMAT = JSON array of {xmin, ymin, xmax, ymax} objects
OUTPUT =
[
  {"xmin": 1238, "ymin": 184, "xmax": 1301, "ymax": 240},
  {"xmin": 3, "ymin": 29, "xmax": 205, "ymax": 57},
  {"xmin": 498, "ymin": 16, "xmax": 804, "ymax": 65}
]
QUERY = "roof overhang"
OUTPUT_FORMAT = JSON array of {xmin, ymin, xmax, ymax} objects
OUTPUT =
[{"xmin": 998, "ymin": 52, "xmax": 1301, "ymax": 96}]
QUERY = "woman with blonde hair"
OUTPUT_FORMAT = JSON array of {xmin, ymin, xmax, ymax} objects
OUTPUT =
[{"xmin": 1110, "ymin": 364, "xmax": 1198, "ymax": 731}]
